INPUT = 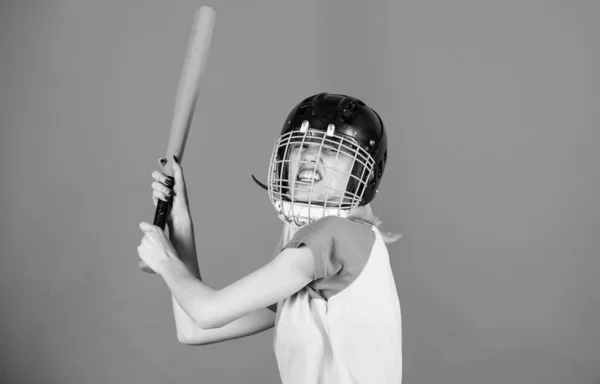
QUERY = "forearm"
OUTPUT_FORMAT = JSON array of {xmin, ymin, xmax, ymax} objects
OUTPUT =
[
  {"xmin": 166, "ymin": 216, "xmax": 207, "ymax": 336},
  {"xmin": 172, "ymin": 296, "xmax": 200, "ymax": 341},
  {"xmin": 167, "ymin": 216, "xmax": 200, "ymax": 279},
  {"xmin": 161, "ymin": 260, "xmax": 217, "ymax": 329}
]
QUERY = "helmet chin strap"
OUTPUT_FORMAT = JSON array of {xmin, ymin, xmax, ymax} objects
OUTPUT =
[{"xmin": 251, "ymin": 174, "xmax": 268, "ymax": 191}]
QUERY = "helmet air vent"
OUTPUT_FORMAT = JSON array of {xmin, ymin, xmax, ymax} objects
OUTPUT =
[{"xmin": 295, "ymin": 103, "xmax": 309, "ymax": 117}]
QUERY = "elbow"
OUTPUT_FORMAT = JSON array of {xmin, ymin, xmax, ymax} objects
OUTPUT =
[
  {"xmin": 182, "ymin": 302, "xmax": 216, "ymax": 330},
  {"xmin": 177, "ymin": 334, "xmax": 206, "ymax": 346},
  {"xmin": 177, "ymin": 331, "xmax": 194, "ymax": 345},
  {"xmin": 176, "ymin": 327, "xmax": 221, "ymax": 346},
  {"xmin": 185, "ymin": 309, "xmax": 214, "ymax": 330},
  {"xmin": 195, "ymin": 314, "xmax": 222, "ymax": 330},
  {"xmin": 174, "ymin": 315, "xmax": 213, "ymax": 345},
  {"xmin": 178, "ymin": 335, "xmax": 208, "ymax": 346},
  {"xmin": 175, "ymin": 322, "xmax": 196, "ymax": 345},
  {"xmin": 178, "ymin": 292, "xmax": 223, "ymax": 331},
  {"xmin": 190, "ymin": 303, "xmax": 223, "ymax": 330},
  {"xmin": 176, "ymin": 327, "xmax": 207, "ymax": 346}
]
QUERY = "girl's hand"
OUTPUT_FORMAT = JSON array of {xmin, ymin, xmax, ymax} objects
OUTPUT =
[
  {"xmin": 151, "ymin": 156, "xmax": 191, "ymax": 226},
  {"xmin": 137, "ymin": 221, "xmax": 180, "ymax": 275}
]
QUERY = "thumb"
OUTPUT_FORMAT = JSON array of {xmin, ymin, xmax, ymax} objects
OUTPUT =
[
  {"xmin": 172, "ymin": 155, "xmax": 186, "ymax": 192},
  {"xmin": 139, "ymin": 221, "xmax": 156, "ymax": 233}
]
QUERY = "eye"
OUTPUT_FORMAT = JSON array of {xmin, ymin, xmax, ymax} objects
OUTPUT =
[
  {"xmin": 290, "ymin": 143, "xmax": 338, "ymax": 153},
  {"xmin": 291, "ymin": 144, "xmax": 309, "ymax": 150}
]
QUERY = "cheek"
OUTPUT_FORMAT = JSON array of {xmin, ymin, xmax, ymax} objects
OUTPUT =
[
  {"xmin": 328, "ymin": 156, "xmax": 353, "ymax": 172},
  {"xmin": 287, "ymin": 153, "xmax": 300, "ymax": 179},
  {"xmin": 326, "ymin": 158, "xmax": 353, "ymax": 184}
]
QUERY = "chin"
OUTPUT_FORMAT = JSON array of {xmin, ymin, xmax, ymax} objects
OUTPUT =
[
  {"xmin": 291, "ymin": 189, "xmax": 320, "ymax": 202},
  {"xmin": 293, "ymin": 191, "xmax": 342, "ymax": 205}
]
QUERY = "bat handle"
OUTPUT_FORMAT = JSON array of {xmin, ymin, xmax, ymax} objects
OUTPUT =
[
  {"xmin": 153, "ymin": 193, "xmax": 173, "ymax": 229},
  {"xmin": 140, "ymin": 176, "xmax": 175, "ymax": 274}
]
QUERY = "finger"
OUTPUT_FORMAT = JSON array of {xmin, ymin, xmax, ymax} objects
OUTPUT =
[
  {"xmin": 152, "ymin": 170, "xmax": 174, "ymax": 189},
  {"xmin": 153, "ymin": 189, "xmax": 170, "ymax": 204},
  {"xmin": 137, "ymin": 243, "xmax": 148, "ymax": 258},
  {"xmin": 140, "ymin": 225, "xmax": 166, "ymax": 241},
  {"xmin": 151, "ymin": 181, "xmax": 174, "ymax": 198},
  {"xmin": 151, "ymin": 170, "xmax": 164, "ymax": 181},
  {"xmin": 139, "ymin": 221, "xmax": 156, "ymax": 232},
  {"xmin": 140, "ymin": 236, "xmax": 153, "ymax": 248}
]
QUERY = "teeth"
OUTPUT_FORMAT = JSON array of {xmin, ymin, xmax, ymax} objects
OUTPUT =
[{"xmin": 297, "ymin": 170, "xmax": 321, "ymax": 181}]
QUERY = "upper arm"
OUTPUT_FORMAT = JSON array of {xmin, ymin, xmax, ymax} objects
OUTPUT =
[{"xmin": 202, "ymin": 246, "xmax": 314, "ymax": 329}]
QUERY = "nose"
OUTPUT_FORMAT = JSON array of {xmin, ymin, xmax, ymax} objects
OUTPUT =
[
  {"xmin": 299, "ymin": 142, "xmax": 320, "ymax": 155},
  {"xmin": 300, "ymin": 147, "xmax": 319, "ymax": 163}
]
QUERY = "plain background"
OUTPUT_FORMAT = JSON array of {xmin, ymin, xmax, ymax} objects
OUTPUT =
[{"xmin": 1, "ymin": 1, "xmax": 599, "ymax": 383}]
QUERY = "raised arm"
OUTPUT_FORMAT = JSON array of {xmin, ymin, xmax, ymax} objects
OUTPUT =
[
  {"xmin": 168, "ymin": 218, "xmax": 282, "ymax": 345},
  {"xmin": 147, "ymin": 159, "xmax": 284, "ymax": 345},
  {"xmin": 160, "ymin": 245, "xmax": 314, "ymax": 330},
  {"xmin": 165, "ymin": 218, "xmax": 274, "ymax": 344}
]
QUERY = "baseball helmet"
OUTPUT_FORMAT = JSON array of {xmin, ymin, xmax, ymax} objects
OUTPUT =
[{"xmin": 252, "ymin": 92, "xmax": 388, "ymax": 227}]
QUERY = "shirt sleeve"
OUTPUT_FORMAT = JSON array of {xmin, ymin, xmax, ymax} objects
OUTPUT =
[{"xmin": 280, "ymin": 216, "xmax": 376, "ymax": 299}]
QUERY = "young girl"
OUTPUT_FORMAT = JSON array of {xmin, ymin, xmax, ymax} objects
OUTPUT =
[{"xmin": 137, "ymin": 93, "xmax": 403, "ymax": 383}]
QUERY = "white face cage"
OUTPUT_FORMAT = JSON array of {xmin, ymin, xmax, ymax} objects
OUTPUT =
[{"xmin": 267, "ymin": 121, "xmax": 376, "ymax": 227}]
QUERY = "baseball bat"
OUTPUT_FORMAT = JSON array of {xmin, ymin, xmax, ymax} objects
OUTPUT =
[{"xmin": 140, "ymin": 6, "xmax": 216, "ymax": 274}]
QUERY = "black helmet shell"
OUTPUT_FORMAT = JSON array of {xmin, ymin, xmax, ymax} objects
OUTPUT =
[{"xmin": 280, "ymin": 93, "xmax": 388, "ymax": 206}]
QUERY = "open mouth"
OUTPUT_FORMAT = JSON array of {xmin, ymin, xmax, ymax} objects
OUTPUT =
[{"xmin": 296, "ymin": 169, "xmax": 323, "ymax": 183}]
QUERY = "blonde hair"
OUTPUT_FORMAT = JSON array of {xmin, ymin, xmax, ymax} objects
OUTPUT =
[{"xmin": 273, "ymin": 203, "xmax": 402, "ymax": 257}]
